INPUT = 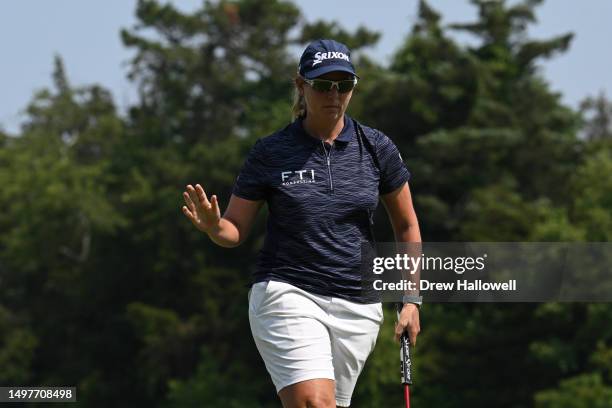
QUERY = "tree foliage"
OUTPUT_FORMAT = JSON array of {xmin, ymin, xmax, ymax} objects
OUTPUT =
[{"xmin": 1, "ymin": 0, "xmax": 611, "ymax": 406}]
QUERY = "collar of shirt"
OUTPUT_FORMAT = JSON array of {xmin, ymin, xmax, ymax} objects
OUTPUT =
[{"xmin": 292, "ymin": 114, "xmax": 355, "ymax": 145}]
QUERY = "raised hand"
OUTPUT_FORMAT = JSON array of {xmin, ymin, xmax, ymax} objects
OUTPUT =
[{"xmin": 182, "ymin": 184, "xmax": 221, "ymax": 233}]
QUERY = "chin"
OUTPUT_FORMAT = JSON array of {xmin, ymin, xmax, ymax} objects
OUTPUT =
[{"xmin": 322, "ymin": 110, "xmax": 342, "ymax": 120}]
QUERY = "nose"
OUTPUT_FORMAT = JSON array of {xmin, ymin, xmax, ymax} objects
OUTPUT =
[{"xmin": 327, "ymin": 86, "xmax": 340, "ymax": 98}]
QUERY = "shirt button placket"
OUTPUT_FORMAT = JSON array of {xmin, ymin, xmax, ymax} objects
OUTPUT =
[{"xmin": 321, "ymin": 141, "xmax": 334, "ymax": 195}]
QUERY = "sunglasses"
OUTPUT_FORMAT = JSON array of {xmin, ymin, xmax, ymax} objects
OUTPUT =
[{"xmin": 302, "ymin": 77, "xmax": 358, "ymax": 93}]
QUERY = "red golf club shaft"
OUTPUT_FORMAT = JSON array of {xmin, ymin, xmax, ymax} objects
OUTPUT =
[{"xmin": 404, "ymin": 384, "xmax": 410, "ymax": 408}]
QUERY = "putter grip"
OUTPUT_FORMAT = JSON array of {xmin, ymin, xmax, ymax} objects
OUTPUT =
[
  {"xmin": 397, "ymin": 304, "xmax": 413, "ymax": 385},
  {"xmin": 400, "ymin": 333, "xmax": 412, "ymax": 385}
]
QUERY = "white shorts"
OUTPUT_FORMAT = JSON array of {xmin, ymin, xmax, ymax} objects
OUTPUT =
[{"xmin": 248, "ymin": 280, "xmax": 384, "ymax": 407}]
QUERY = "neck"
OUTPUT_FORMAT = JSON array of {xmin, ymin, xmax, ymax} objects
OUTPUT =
[{"xmin": 302, "ymin": 113, "xmax": 345, "ymax": 143}]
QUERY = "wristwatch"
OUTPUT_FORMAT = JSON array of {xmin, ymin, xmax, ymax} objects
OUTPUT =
[{"xmin": 401, "ymin": 295, "xmax": 423, "ymax": 309}]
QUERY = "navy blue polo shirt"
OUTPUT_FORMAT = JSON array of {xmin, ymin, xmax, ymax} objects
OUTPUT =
[{"xmin": 232, "ymin": 114, "xmax": 411, "ymax": 303}]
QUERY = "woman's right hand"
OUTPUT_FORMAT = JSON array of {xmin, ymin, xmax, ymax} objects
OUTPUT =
[{"xmin": 182, "ymin": 184, "xmax": 221, "ymax": 233}]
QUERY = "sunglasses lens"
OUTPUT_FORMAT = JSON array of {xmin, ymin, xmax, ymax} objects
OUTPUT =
[
  {"xmin": 338, "ymin": 80, "xmax": 356, "ymax": 93},
  {"xmin": 311, "ymin": 80, "xmax": 333, "ymax": 92}
]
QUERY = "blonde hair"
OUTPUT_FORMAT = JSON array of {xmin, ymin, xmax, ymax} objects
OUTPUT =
[{"xmin": 291, "ymin": 75, "xmax": 307, "ymax": 120}]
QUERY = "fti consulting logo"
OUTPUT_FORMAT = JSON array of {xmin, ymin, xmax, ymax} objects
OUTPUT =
[{"xmin": 281, "ymin": 170, "xmax": 316, "ymax": 186}]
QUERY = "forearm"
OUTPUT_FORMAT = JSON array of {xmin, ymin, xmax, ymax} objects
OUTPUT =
[
  {"xmin": 394, "ymin": 223, "xmax": 421, "ymax": 244},
  {"xmin": 394, "ymin": 224, "xmax": 422, "ymax": 303},
  {"xmin": 206, "ymin": 217, "xmax": 242, "ymax": 248}
]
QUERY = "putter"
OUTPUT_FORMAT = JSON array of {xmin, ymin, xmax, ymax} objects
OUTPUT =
[{"xmin": 397, "ymin": 304, "xmax": 412, "ymax": 408}]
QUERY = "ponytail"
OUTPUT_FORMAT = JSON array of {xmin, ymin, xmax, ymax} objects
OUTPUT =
[{"xmin": 291, "ymin": 76, "xmax": 307, "ymax": 120}]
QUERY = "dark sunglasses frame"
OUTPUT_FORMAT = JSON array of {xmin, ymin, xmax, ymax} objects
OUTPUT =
[{"xmin": 302, "ymin": 76, "xmax": 358, "ymax": 93}]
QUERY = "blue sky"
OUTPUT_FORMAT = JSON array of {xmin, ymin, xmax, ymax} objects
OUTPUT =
[{"xmin": 1, "ymin": 0, "xmax": 611, "ymax": 133}]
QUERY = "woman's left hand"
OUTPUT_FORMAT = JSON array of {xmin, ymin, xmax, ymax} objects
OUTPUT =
[{"xmin": 395, "ymin": 303, "xmax": 420, "ymax": 346}]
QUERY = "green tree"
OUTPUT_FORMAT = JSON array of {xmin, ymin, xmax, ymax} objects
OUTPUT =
[
  {"xmin": 580, "ymin": 92, "xmax": 612, "ymax": 141},
  {"xmin": 0, "ymin": 56, "xmax": 128, "ymax": 404},
  {"xmin": 1, "ymin": 1, "xmax": 611, "ymax": 407}
]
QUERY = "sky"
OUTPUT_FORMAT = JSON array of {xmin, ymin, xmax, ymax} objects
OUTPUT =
[{"xmin": 1, "ymin": 0, "xmax": 611, "ymax": 134}]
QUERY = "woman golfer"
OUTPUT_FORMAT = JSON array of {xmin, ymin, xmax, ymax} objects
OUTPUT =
[{"xmin": 182, "ymin": 39, "xmax": 421, "ymax": 408}]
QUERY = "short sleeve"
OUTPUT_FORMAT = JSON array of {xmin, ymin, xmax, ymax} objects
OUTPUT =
[
  {"xmin": 232, "ymin": 139, "xmax": 268, "ymax": 201},
  {"xmin": 377, "ymin": 131, "xmax": 411, "ymax": 194}
]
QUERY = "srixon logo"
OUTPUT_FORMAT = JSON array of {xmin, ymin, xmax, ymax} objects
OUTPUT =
[
  {"xmin": 312, "ymin": 51, "xmax": 350, "ymax": 66},
  {"xmin": 281, "ymin": 170, "xmax": 316, "ymax": 186}
]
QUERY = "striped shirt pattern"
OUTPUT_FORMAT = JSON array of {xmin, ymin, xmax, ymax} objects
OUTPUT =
[{"xmin": 233, "ymin": 114, "xmax": 411, "ymax": 303}]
